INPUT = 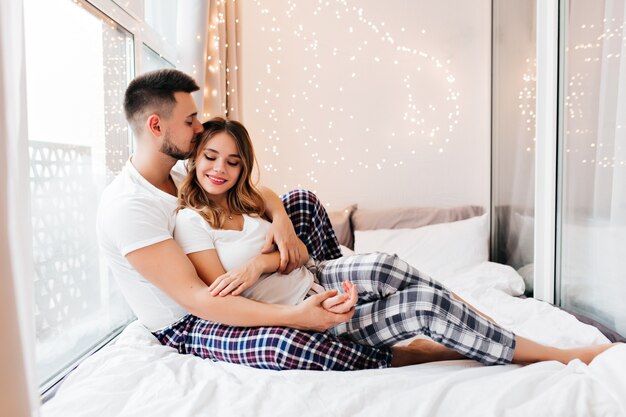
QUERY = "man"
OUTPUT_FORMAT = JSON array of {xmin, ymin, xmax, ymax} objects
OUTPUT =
[{"xmin": 96, "ymin": 69, "xmax": 400, "ymax": 370}]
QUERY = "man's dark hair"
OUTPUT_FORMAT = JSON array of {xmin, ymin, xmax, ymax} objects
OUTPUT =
[{"xmin": 123, "ymin": 69, "xmax": 199, "ymax": 133}]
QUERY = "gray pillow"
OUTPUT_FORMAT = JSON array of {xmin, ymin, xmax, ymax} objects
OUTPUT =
[
  {"xmin": 327, "ymin": 204, "xmax": 357, "ymax": 248},
  {"xmin": 352, "ymin": 205, "xmax": 485, "ymax": 231}
]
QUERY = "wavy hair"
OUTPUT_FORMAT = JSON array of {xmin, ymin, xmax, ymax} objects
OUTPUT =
[{"xmin": 177, "ymin": 117, "xmax": 265, "ymax": 228}]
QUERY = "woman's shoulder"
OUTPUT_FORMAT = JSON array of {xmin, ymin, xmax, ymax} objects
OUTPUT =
[
  {"xmin": 177, "ymin": 207, "xmax": 201, "ymax": 220},
  {"xmin": 243, "ymin": 213, "xmax": 270, "ymax": 225},
  {"xmin": 176, "ymin": 208, "xmax": 215, "ymax": 230}
]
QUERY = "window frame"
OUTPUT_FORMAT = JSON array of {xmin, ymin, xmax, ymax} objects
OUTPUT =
[{"xmin": 35, "ymin": 0, "xmax": 179, "ymax": 399}]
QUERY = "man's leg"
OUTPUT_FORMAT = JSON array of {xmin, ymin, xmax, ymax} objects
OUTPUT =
[
  {"xmin": 154, "ymin": 314, "xmax": 392, "ymax": 371},
  {"xmin": 154, "ymin": 190, "xmax": 396, "ymax": 371},
  {"xmin": 281, "ymin": 189, "xmax": 342, "ymax": 261}
]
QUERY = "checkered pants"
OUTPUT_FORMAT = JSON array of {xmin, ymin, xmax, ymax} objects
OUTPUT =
[
  {"xmin": 312, "ymin": 252, "xmax": 516, "ymax": 365},
  {"xmin": 155, "ymin": 315, "xmax": 391, "ymax": 370},
  {"xmin": 154, "ymin": 189, "xmax": 392, "ymax": 370},
  {"xmin": 281, "ymin": 188, "xmax": 342, "ymax": 261}
]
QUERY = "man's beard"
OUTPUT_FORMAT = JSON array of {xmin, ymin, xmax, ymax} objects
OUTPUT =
[{"xmin": 160, "ymin": 130, "xmax": 191, "ymax": 160}]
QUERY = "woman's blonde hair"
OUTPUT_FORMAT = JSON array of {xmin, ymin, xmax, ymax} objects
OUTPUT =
[{"xmin": 177, "ymin": 117, "xmax": 265, "ymax": 228}]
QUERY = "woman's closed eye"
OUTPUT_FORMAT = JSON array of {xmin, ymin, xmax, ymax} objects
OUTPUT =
[{"xmin": 204, "ymin": 154, "xmax": 239, "ymax": 166}]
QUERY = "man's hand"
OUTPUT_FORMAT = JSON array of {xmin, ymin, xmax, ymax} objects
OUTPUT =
[
  {"xmin": 291, "ymin": 290, "xmax": 355, "ymax": 332},
  {"xmin": 262, "ymin": 213, "xmax": 301, "ymax": 273}
]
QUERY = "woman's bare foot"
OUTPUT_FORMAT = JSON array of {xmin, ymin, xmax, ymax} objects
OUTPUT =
[
  {"xmin": 322, "ymin": 281, "xmax": 357, "ymax": 314},
  {"xmin": 512, "ymin": 336, "xmax": 618, "ymax": 365},
  {"xmin": 557, "ymin": 343, "xmax": 618, "ymax": 365}
]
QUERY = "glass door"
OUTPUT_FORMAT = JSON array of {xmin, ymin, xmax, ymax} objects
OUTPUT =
[{"xmin": 558, "ymin": 0, "xmax": 626, "ymax": 336}]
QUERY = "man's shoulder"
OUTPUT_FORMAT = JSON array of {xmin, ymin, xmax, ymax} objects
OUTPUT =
[
  {"xmin": 98, "ymin": 170, "xmax": 169, "ymax": 228},
  {"xmin": 100, "ymin": 173, "xmax": 153, "ymax": 211}
]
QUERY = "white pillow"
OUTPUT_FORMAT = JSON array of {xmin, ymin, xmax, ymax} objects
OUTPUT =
[
  {"xmin": 353, "ymin": 214, "xmax": 489, "ymax": 279},
  {"xmin": 339, "ymin": 245, "xmax": 356, "ymax": 257}
]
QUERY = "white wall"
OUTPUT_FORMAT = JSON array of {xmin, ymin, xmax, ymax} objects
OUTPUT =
[{"xmin": 239, "ymin": 0, "xmax": 491, "ymax": 210}]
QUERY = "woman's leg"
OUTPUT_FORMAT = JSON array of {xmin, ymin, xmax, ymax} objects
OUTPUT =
[
  {"xmin": 281, "ymin": 189, "xmax": 342, "ymax": 261},
  {"xmin": 512, "ymin": 336, "xmax": 615, "ymax": 365},
  {"xmin": 278, "ymin": 189, "xmax": 475, "ymax": 366},
  {"xmin": 153, "ymin": 314, "xmax": 393, "ymax": 371},
  {"xmin": 314, "ymin": 252, "xmax": 516, "ymax": 365},
  {"xmin": 314, "ymin": 252, "xmax": 617, "ymax": 366}
]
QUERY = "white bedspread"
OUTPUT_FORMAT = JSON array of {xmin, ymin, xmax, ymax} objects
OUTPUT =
[{"xmin": 41, "ymin": 262, "xmax": 626, "ymax": 417}]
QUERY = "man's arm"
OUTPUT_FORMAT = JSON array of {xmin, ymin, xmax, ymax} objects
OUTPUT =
[
  {"xmin": 258, "ymin": 186, "xmax": 301, "ymax": 273},
  {"xmin": 125, "ymin": 239, "xmax": 348, "ymax": 331}
]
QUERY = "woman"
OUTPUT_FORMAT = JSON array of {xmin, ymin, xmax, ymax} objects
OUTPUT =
[{"xmin": 174, "ymin": 117, "xmax": 616, "ymax": 367}]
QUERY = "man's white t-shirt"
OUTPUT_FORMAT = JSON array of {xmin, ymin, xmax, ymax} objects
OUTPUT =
[
  {"xmin": 174, "ymin": 208, "xmax": 314, "ymax": 306},
  {"xmin": 96, "ymin": 160, "xmax": 188, "ymax": 331}
]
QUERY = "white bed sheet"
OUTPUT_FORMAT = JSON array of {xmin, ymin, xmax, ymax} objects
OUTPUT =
[{"xmin": 41, "ymin": 262, "xmax": 626, "ymax": 417}]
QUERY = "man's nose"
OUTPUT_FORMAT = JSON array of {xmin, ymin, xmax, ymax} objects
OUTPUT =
[{"xmin": 193, "ymin": 118, "xmax": 203, "ymax": 134}]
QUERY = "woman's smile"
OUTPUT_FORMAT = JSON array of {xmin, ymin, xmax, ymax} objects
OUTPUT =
[{"xmin": 207, "ymin": 174, "xmax": 228, "ymax": 185}]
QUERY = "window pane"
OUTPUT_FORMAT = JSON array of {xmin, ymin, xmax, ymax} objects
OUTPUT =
[
  {"xmin": 559, "ymin": 0, "xmax": 626, "ymax": 335},
  {"xmin": 142, "ymin": 43, "xmax": 175, "ymax": 74},
  {"xmin": 491, "ymin": 0, "xmax": 537, "ymax": 294},
  {"xmin": 24, "ymin": 0, "xmax": 136, "ymax": 387},
  {"xmin": 144, "ymin": 0, "xmax": 178, "ymax": 46}
]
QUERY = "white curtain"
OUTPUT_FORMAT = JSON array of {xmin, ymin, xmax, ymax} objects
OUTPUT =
[
  {"xmin": 0, "ymin": 0, "xmax": 38, "ymax": 415},
  {"xmin": 598, "ymin": 0, "xmax": 626, "ymax": 226},
  {"xmin": 176, "ymin": 1, "xmax": 210, "ymax": 118}
]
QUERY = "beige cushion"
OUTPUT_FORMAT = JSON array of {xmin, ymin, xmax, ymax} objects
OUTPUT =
[
  {"xmin": 327, "ymin": 204, "xmax": 357, "ymax": 248},
  {"xmin": 352, "ymin": 205, "xmax": 485, "ymax": 231}
]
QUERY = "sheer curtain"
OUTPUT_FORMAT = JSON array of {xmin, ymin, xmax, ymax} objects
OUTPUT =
[
  {"xmin": 176, "ymin": 1, "xmax": 209, "ymax": 115},
  {"xmin": 203, "ymin": 0, "xmax": 241, "ymax": 120},
  {"xmin": 177, "ymin": 0, "xmax": 241, "ymax": 120},
  {"xmin": 0, "ymin": 0, "xmax": 38, "ymax": 415},
  {"xmin": 559, "ymin": 0, "xmax": 626, "ymax": 335}
]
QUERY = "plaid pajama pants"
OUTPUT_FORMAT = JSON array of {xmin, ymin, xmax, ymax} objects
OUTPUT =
[
  {"xmin": 312, "ymin": 252, "xmax": 517, "ymax": 365},
  {"xmin": 154, "ymin": 189, "xmax": 392, "ymax": 370},
  {"xmin": 281, "ymin": 188, "xmax": 343, "ymax": 261}
]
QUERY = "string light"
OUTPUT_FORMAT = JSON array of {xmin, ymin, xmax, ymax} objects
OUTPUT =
[
  {"xmin": 562, "ymin": 20, "xmax": 626, "ymax": 168},
  {"xmin": 246, "ymin": 0, "xmax": 463, "ymax": 202}
]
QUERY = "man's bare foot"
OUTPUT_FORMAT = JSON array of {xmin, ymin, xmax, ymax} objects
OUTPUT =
[
  {"xmin": 407, "ymin": 338, "xmax": 465, "ymax": 361},
  {"xmin": 390, "ymin": 339, "xmax": 464, "ymax": 367}
]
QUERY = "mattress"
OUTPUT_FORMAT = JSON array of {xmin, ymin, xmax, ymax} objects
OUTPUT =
[{"xmin": 41, "ymin": 261, "xmax": 626, "ymax": 417}]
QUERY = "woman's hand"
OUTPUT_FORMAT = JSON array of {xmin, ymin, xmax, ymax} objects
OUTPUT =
[
  {"xmin": 292, "ymin": 290, "xmax": 355, "ymax": 331},
  {"xmin": 321, "ymin": 281, "xmax": 358, "ymax": 314},
  {"xmin": 261, "ymin": 213, "xmax": 301, "ymax": 274},
  {"xmin": 208, "ymin": 261, "xmax": 263, "ymax": 297}
]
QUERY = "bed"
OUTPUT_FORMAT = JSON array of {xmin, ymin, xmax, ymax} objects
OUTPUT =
[{"xmin": 41, "ymin": 206, "xmax": 626, "ymax": 417}]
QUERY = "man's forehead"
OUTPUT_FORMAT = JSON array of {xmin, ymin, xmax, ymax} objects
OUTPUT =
[{"xmin": 173, "ymin": 91, "xmax": 197, "ymax": 113}]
